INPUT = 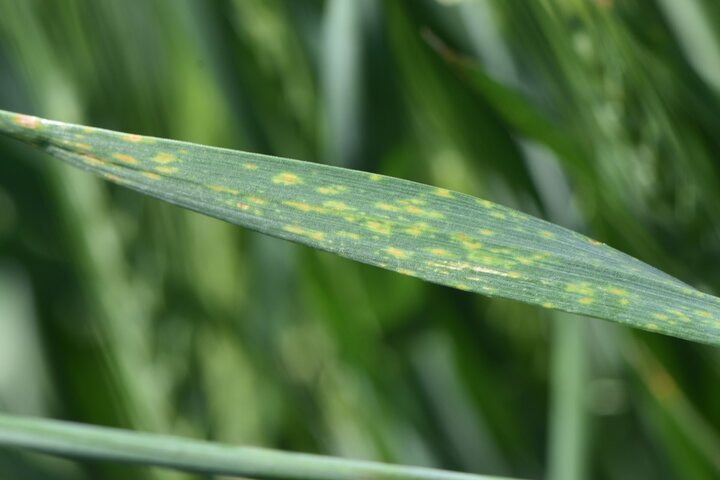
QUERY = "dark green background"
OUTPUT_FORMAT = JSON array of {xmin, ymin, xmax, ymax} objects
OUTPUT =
[{"xmin": 1, "ymin": 1, "xmax": 719, "ymax": 479}]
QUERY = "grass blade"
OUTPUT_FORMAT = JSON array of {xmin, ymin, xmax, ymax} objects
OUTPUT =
[
  {"xmin": 0, "ymin": 414, "xmax": 518, "ymax": 480},
  {"xmin": 1, "ymin": 109, "xmax": 719, "ymax": 345}
]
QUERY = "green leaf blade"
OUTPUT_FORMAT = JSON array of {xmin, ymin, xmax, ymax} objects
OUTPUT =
[
  {"xmin": 2, "ymin": 109, "xmax": 719, "ymax": 345},
  {"xmin": 0, "ymin": 414, "xmax": 519, "ymax": 480}
]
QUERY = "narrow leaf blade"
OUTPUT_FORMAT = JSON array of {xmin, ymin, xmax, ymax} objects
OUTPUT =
[{"xmin": 2, "ymin": 110, "xmax": 719, "ymax": 345}]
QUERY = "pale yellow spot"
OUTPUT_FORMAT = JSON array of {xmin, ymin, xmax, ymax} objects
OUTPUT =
[
  {"xmin": 375, "ymin": 202, "xmax": 401, "ymax": 212},
  {"xmin": 540, "ymin": 230, "xmax": 555, "ymax": 239},
  {"xmin": 667, "ymin": 309, "xmax": 690, "ymax": 322},
  {"xmin": 694, "ymin": 309, "xmax": 713, "ymax": 319},
  {"xmin": 80, "ymin": 155, "xmax": 106, "ymax": 167},
  {"xmin": 317, "ymin": 185, "xmax": 347, "ymax": 195},
  {"xmin": 248, "ymin": 196, "xmax": 266, "ymax": 205},
  {"xmin": 455, "ymin": 284, "xmax": 471, "ymax": 291},
  {"xmin": 490, "ymin": 211, "xmax": 507, "ymax": 220},
  {"xmin": 155, "ymin": 166, "xmax": 177, "ymax": 174},
  {"xmin": 516, "ymin": 256, "xmax": 533, "ymax": 265},
  {"xmin": 409, "ymin": 198, "xmax": 427, "ymax": 206},
  {"xmin": 273, "ymin": 172, "xmax": 302, "ymax": 185},
  {"xmin": 428, "ymin": 248, "xmax": 451, "ymax": 257},
  {"xmin": 336, "ymin": 231, "xmax": 360, "ymax": 240},
  {"xmin": 385, "ymin": 247, "xmax": 410, "ymax": 259},
  {"xmin": 122, "ymin": 134, "xmax": 143, "ymax": 143},
  {"xmin": 243, "ymin": 163, "xmax": 258, "ymax": 170},
  {"xmin": 645, "ymin": 323, "xmax": 659, "ymax": 330},
  {"xmin": 323, "ymin": 200, "xmax": 351, "ymax": 211},
  {"xmin": 542, "ymin": 302, "xmax": 556, "ymax": 309},
  {"xmin": 284, "ymin": 225, "xmax": 305, "ymax": 235},
  {"xmin": 479, "ymin": 229, "xmax": 495, "ymax": 236},
  {"xmin": 463, "ymin": 241, "xmax": 482, "ymax": 250},
  {"xmin": 284, "ymin": 201, "xmax": 317, "ymax": 213},
  {"xmin": 209, "ymin": 185, "xmax": 240, "ymax": 195},
  {"xmin": 153, "ymin": 152, "xmax": 177, "ymax": 164},
  {"xmin": 508, "ymin": 272, "xmax": 521, "ymax": 279},
  {"xmin": 435, "ymin": 188, "xmax": 453, "ymax": 198},
  {"xmin": 366, "ymin": 221, "xmax": 391, "ymax": 235},
  {"xmin": 283, "ymin": 225, "xmax": 325, "ymax": 241},
  {"xmin": 619, "ymin": 298, "xmax": 630, "ymax": 306},
  {"xmin": 579, "ymin": 297, "xmax": 594, "ymax": 305},
  {"xmin": 369, "ymin": 174, "xmax": 382, "ymax": 181},
  {"xmin": 478, "ymin": 199, "xmax": 494, "ymax": 208},
  {"xmin": 566, "ymin": 282, "xmax": 594, "ymax": 296},
  {"xmin": 608, "ymin": 287, "xmax": 627, "ymax": 296},
  {"xmin": 142, "ymin": 172, "xmax": 161, "ymax": 180},
  {"xmin": 653, "ymin": 313, "xmax": 669, "ymax": 321},
  {"xmin": 404, "ymin": 205, "xmax": 444, "ymax": 219},
  {"xmin": 397, "ymin": 268, "xmax": 417, "ymax": 277},
  {"xmin": 75, "ymin": 143, "xmax": 92, "ymax": 150},
  {"xmin": 236, "ymin": 202, "xmax": 250, "ymax": 211},
  {"xmin": 103, "ymin": 173, "xmax": 121, "ymax": 182},
  {"xmin": 14, "ymin": 114, "xmax": 40, "ymax": 129},
  {"xmin": 112, "ymin": 153, "xmax": 138, "ymax": 165}
]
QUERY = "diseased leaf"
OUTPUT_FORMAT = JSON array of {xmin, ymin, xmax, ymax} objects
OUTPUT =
[{"xmin": 1, "ymin": 109, "xmax": 719, "ymax": 345}]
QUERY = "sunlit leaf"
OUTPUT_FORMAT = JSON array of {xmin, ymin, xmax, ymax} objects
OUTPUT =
[{"xmin": 2, "ymin": 109, "xmax": 719, "ymax": 345}]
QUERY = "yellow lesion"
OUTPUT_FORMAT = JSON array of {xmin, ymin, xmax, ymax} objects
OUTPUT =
[
  {"xmin": 248, "ymin": 196, "xmax": 266, "ymax": 205},
  {"xmin": 455, "ymin": 284, "xmax": 471, "ymax": 291},
  {"xmin": 566, "ymin": 282, "xmax": 594, "ymax": 296},
  {"xmin": 142, "ymin": 172, "xmax": 161, "ymax": 180},
  {"xmin": 209, "ymin": 185, "xmax": 240, "ymax": 195},
  {"xmin": 542, "ymin": 302, "xmax": 556, "ymax": 309},
  {"xmin": 236, "ymin": 202, "xmax": 250, "ymax": 211},
  {"xmin": 490, "ymin": 211, "xmax": 507, "ymax": 220},
  {"xmin": 243, "ymin": 163, "xmax": 258, "ymax": 170},
  {"xmin": 153, "ymin": 152, "xmax": 177, "ymax": 164},
  {"xmin": 273, "ymin": 172, "xmax": 302, "ymax": 185},
  {"xmin": 540, "ymin": 230, "xmax": 555, "ymax": 239},
  {"xmin": 479, "ymin": 229, "xmax": 495, "ymax": 236},
  {"xmin": 645, "ymin": 323, "xmax": 659, "ymax": 330},
  {"xmin": 323, "ymin": 200, "xmax": 352, "ymax": 211},
  {"xmin": 427, "ymin": 248, "xmax": 452, "ymax": 257},
  {"xmin": 693, "ymin": 309, "xmax": 713, "ymax": 319},
  {"xmin": 283, "ymin": 225, "xmax": 325, "ymax": 241},
  {"xmin": 434, "ymin": 188, "xmax": 453, "ymax": 198},
  {"xmin": 122, "ymin": 134, "xmax": 143, "ymax": 143},
  {"xmin": 317, "ymin": 185, "xmax": 348, "ymax": 195},
  {"xmin": 619, "ymin": 298, "xmax": 630, "ymax": 306},
  {"xmin": 653, "ymin": 313, "xmax": 669, "ymax": 321},
  {"xmin": 366, "ymin": 221, "xmax": 391, "ymax": 235},
  {"xmin": 579, "ymin": 297, "xmax": 594, "ymax": 305},
  {"xmin": 284, "ymin": 200, "xmax": 321, "ymax": 213},
  {"xmin": 155, "ymin": 166, "xmax": 177, "ymax": 174},
  {"xmin": 385, "ymin": 247, "xmax": 410, "ymax": 259},
  {"xmin": 375, "ymin": 202, "xmax": 401, "ymax": 212},
  {"xmin": 80, "ymin": 154, "xmax": 107, "ymax": 167},
  {"xmin": 404, "ymin": 205, "xmax": 444, "ymax": 219},
  {"xmin": 75, "ymin": 143, "xmax": 92, "ymax": 150},
  {"xmin": 477, "ymin": 199, "xmax": 494, "ymax": 208},
  {"xmin": 14, "ymin": 114, "xmax": 40, "ymax": 129},
  {"xmin": 607, "ymin": 287, "xmax": 627, "ymax": 296},
  {"xmin": 403, "ymin": 222, "xmax": 430, "ymax": 237},
  {"xmin": 369, "ymin": 174, "xmax": 382, "ymax": 181},
  {"xmin": 112, "ymin": 153, "xmax": 138, "ymax": 165}
]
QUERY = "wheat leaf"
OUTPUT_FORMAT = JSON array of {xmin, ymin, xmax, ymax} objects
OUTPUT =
[
  {"xmin": 0, "ymin": 414, "xmax": 518, "ymax": 480},
  {"xmin": 2, "ymin": 109, "xmax": 719, "ymax": 345}
]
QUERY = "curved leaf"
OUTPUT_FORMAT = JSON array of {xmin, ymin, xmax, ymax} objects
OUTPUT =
[
  {"xmin": 0, "ymin": 414, "xmax": 517, "ymax": 480},
  {"xmin": 1, "ymin": 110, "xmax": 719, "ymax": 345}
]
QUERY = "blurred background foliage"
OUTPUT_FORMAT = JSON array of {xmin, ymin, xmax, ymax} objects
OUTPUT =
[{"xmin": 1, "ymin": 1, "xmax": 720, "ymax": 479}]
